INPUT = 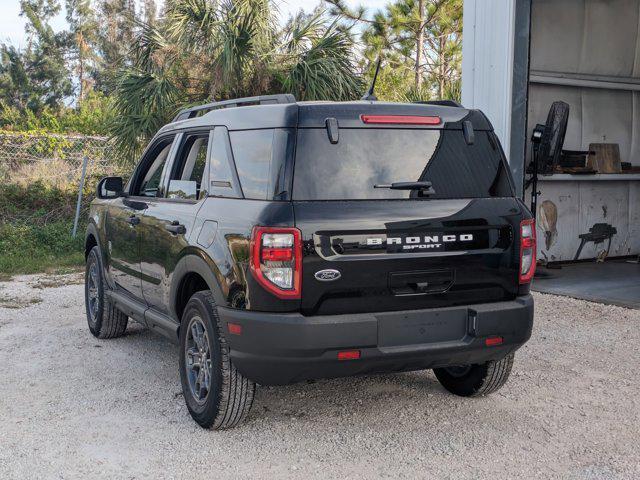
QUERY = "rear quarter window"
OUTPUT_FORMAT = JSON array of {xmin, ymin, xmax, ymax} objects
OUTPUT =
[
  {"xmin": 292, "ymin": 128, "xmax": 514, "ymax": 201},
  {"xmin": 229, "ymin": 129, "xmax": 293, "ymax": 200}
]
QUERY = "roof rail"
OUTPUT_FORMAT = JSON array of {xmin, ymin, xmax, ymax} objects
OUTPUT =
[
  {"xmin": 173, "ymin": 94, "xmax": 297, "ymax": 122},
  {"xmin": 414, "ymin": 100, "xmax": 464, "ymax": 108}
]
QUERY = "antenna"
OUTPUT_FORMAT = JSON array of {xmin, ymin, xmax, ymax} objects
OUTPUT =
[{"xmin": 361, "ymin": 57, "xmax": 382, "ymax": 101}]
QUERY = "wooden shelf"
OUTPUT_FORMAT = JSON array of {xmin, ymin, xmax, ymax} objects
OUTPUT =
[
  {"xmin": 530, "ymin": 71, "xmax": 640, "ymax": 92},
  {"xmin": 538, "ymin": 174, "xmax": 640, "ymax": 181}
]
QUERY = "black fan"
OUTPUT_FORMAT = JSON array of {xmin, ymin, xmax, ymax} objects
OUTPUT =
[
  {"xmin": 526, "ymin": 101, "xmax": 570, "ymax": 216},
  {"xmin": 536, "ymin": 101, "xmax": 570, "ymax": 174}
]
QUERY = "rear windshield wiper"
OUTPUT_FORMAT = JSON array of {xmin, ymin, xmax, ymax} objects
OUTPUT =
[{"xmin": 374, "ymin": 181, "xmax": 436, "ymax": 195}]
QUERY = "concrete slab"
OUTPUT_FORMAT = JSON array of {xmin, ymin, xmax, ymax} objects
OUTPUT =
[{"xmin": 532, "ymin": 259, "xmax": 640, "ymax": 309}]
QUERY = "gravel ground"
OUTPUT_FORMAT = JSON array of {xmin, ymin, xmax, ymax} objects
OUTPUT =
[{"xmin": 0, "ymin": 273, "xmax": 639, "ymax": 480}]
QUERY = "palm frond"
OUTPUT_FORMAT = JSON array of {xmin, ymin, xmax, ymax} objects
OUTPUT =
[
  {"xmin": 131, "ymin": 21, "xmax": 173, "ymax": 71},
  {"xmin": 165, "ymin": 0, "xmax": 220, "ymax": 52},
  {"xmin": 282, "ymin": 18, "xmax": 364, "ymax": 100},
  {"xmin": 282, "ymin": 10, "xmax": 326, "ymax": 54},
  {"xmin": 216, "ymin": 0, "xmax": 276, "ymax": 92},
  {"xmin": 109, "ymin": 68, "xmax": 184, "ymax": 163}
]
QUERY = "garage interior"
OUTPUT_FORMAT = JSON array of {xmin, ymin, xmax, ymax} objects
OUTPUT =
[{"xmin": 521, "ymin": 0, "xmax": 640, "ymax": 307}]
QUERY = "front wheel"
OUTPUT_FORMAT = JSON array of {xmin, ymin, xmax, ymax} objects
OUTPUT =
[
  {"xmin": 85, "ymin": 246, "xmax": 128, "ymax": 339},
  {"xmin": 178, "ymin": 291, "xmax": 255, "ymax": 430},
  {"xmin": 433, "ymin": 352, "xmax": 515, "ymax": 397}
]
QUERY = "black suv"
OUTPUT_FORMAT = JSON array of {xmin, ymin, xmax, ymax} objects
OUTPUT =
[{"xmin": 85, "ymin": 94, "xmax": 535, "ymax": 429}]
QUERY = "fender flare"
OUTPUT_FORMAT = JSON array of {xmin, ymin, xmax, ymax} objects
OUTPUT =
[
  {"xmin": 84, "ymin": 222, "xmax": 100, "ymax": 257},
  {"xmin": 169, "ymin": 249, "xmax": 227, "ymax": 322}
]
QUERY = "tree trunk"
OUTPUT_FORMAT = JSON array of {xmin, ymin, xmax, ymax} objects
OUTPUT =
[
  {"xmin": 78, "ymin": 32, "xmax": 85, "ymax": 102},
  {"xmin": 439, "ymin": 35, "xmax": 445, "ymax": 98},
  {"xmin": 415, "ymin": 0, "xmax": 424, "ymax": 89}
]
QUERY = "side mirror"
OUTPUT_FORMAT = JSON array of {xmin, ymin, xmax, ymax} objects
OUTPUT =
[{"xmin": 97, "ymin": 176, "xmax": 124, "ymax": 199}]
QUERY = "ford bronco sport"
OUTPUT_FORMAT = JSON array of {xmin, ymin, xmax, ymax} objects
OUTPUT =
[{"xmin": 84, "ymin": 94, "xmax": 535, "ymax": 430}]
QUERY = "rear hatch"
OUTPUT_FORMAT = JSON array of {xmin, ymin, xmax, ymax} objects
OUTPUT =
[{"xmin": 292, "ymin": 108, "xmax": 525, "ymax": 315}]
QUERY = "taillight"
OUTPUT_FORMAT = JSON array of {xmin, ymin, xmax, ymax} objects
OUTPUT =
[
  {"xmin": 250, "ymin": 226, "xmax": 302, "ymax": 299},
  {"xmin": 519, "ymin": 219, "xmax": 536, "ymax": 284}
]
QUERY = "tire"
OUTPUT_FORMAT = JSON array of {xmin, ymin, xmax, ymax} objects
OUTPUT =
[
  {"xmin": 85, "ymin": 246, "xmax": 128, "ymax": 339},
  {"xmin": 178, "ymin": 291, "xmax": 255, "ymax": 430},
  {"xmin": 433, "ymin": 352, "xmax": 515, "ymax": 397}
]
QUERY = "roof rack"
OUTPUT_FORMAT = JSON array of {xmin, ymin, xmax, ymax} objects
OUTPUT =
[
  {"xmin": 173, "ymin": 94, "xmax": 297, "ymax": 122},
  {"xmin": 413, "ymin": 100, "xmax": 464, "ymax": 108}
]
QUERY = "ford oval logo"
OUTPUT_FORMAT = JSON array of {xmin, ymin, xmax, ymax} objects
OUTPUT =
[{"xmin": 314, "ymin": 269, "xmax": 341, "ymax": 282}]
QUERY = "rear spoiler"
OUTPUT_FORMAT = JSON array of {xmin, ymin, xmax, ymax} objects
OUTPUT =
[{"xmin": 297, "ymin": 104, "xmax": 493, "ymax": 131}]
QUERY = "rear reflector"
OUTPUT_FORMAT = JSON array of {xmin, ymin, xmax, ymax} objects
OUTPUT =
[
  {"xmin": 337, "ymin": 350, "xmax": 361, "ymax": 360},
  {"xmin": 360, "ymin": 115, "xmax": 441, "ymax": 125},
  {"xmin": 261, "ymin": 248, "xmax": 293, "ymax": 262},
  {"xmin": 228, "ymin": 323, "xmax": 242, "ymax": 335},
  {"xmin": 485, "ymin": 336, "xmax": 503, "ymax": 347}
]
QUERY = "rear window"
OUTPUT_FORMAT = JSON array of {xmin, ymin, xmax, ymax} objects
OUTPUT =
[{"xmin": 292, "ymin": 128, "xmax": 514, "ymax": 200}]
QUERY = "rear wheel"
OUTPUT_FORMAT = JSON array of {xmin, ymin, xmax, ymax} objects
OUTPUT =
[
  {"xmin": 178, "ymin": 291, "xmax": 255, "ymax": 430},
  {"xmin": 433, "ymin": 353, "xmax": 514, "ymax": 397},
  {"xmin": 85, "ymin": 246, "xmax": 128, "ymax": 339}
]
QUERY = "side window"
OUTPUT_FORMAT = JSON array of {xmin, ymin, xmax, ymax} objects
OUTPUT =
[
  {"xmin": 167, "ymin": 133, "xmax": 209, "ymax": 200},
  {"xmin": 209, "ymin": 126, "xmax": 242, "ymax": 198},
  {"xmin": 228, "ymin": 129, "xmax": 274, "ymax": 200},
  {"xmin": 132, "ymin": 137, "xmax": 175, "ymax": 197}
]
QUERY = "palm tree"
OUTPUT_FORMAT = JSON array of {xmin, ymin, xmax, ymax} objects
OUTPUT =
[{"xmin": 110, "ymin": 0, "xmax": 364, "ymax": 163}]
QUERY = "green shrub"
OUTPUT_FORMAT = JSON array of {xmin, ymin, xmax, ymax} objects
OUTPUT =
[
  {"xmin": 0, "ymin": 91, "xmax": 113, "ymax": 136},
  {"xmin": 0, "ymin": 181, "xmax": 80, "ymax": 223}
]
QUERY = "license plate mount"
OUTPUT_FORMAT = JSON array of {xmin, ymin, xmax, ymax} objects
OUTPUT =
[{"xmin": 377, "ymin": 308, "xmax": 468, "ymax": 347}]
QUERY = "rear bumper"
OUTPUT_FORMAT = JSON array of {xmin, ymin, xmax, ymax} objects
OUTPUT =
[{"xmin": 217, "ymin": 295, "xmax": 534, "ymax": 385}]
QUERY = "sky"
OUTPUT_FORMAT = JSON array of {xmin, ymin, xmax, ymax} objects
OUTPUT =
[{"xmin": 0, "ymin": 0, "xmax": 389, "ymax": 48}]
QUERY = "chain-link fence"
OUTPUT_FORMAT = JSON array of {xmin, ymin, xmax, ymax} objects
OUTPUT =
[
  {"xmin": 0, "ymin": 131, "xmax": 131, "ymax": 237},
  {"xmin": 0, "ymin": 131, "xmax": 124, "ymax": 189}
]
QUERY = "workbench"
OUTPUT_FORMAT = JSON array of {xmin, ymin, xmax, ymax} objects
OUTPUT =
[{"xmin": 526, "ymin": 174, "xmax": 640, "ymax": 263}]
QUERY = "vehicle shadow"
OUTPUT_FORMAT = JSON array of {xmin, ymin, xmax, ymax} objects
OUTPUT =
[
  {"xmin": 250, "ymin": 368, "xmax": 449, "ymax": 425},
  {"xmin": 116, "ymin": 323, "xmax": 452, "ymax": 428}
]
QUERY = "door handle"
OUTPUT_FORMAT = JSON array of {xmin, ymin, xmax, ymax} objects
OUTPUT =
[
  {"xmin": 165, "ymin": 221, "xmax": 186, "ymax": 235},
  {"xmin": 126, "ymin": 215, "xmax": 140, "ymax": 226},
  {"xmin": 123, "ymin": 198, "xmax": 147, "ymax": 211}
]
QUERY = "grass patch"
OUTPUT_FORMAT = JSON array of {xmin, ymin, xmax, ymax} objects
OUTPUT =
[
  {"xmin": 0, "ymin": 220, "xmax": 85, "ymax": 275},
  {"xmin": 0, "ymin": 183, "xmax": 87, "ymax": 275}
]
